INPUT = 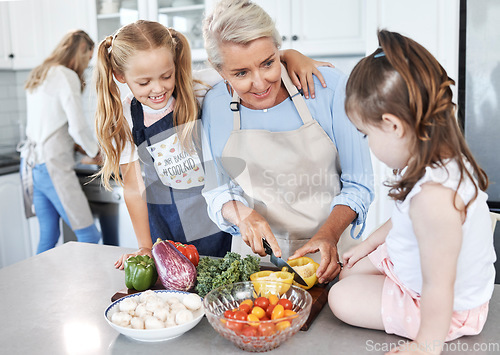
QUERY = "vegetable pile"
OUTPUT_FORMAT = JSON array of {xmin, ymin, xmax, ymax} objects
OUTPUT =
[{"xmin": 195, "ymin": 252, "xmax": 260, "ymax": 297}]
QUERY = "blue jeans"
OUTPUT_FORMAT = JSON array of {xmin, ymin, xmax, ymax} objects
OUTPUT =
[{"xmin": 32, "ymin": 163, "xmax": 101, "ymax": 254}]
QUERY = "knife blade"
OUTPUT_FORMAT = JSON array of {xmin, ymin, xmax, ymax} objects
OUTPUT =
[{"xmin": 261, "ymin": 238, "xmax": 308, "ymax": 286}]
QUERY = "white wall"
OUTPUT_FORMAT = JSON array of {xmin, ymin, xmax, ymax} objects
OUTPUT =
[{"xmin": 363, "ymin": 0, "xmax": 461, "ymax": 237}]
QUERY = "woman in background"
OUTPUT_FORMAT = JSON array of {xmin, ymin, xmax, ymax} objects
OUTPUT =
[{"xmin": 24, "ymin": 29, "xmax": 101, "ymax": 253}]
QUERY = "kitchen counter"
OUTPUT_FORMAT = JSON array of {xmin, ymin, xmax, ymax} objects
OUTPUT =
[{"xmin": 1, "ymin": 242, "xmax": 499, "ymax": 355}]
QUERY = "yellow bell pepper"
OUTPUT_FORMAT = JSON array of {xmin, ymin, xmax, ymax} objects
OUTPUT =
[
  {"xmin": 287, "ymin": 257, "xmax": 319, "ymax": 290},
  {"xmin": 250, "ymin": 270, "xmax": 294, "ymax": 296}
]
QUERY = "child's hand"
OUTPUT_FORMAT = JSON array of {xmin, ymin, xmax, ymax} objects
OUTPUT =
[
  {"xmin": 342, "ymin": 240, "xmax": 375, "ymax": 269},
  {"xmin": 385, "ymin": 341, "xmax": 438, "ymax": 355},
  {"xmin": 114, "ymin": 247, "xmax": 153, "ymax": 270},
  {"xmin": 280, "ymin": 49, "xmax": 334, "ymax": 99}
]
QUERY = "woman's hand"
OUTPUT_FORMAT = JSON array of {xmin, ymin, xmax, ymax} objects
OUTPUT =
[
  {"xmin": 221, "ymin": 200, "xmax": 282, "ymax": 257},
  {"xmin": 237, "ymin": 209, "xmax": 282, "ymax": 257},
  {"xmin": 280, "ymin": 49, "xmax": 334, "ymax": 99},
  {"xmin": 114, "ymin": 247, "xmax": 152, "ymax": 270},
  {"xmin": 289, "ymin": 230, "xmax": 341, "ymax": 284}
]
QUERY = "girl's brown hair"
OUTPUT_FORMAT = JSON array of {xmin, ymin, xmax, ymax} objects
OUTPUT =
[
  {"xmin": 94, "ymin": 20, "xmax": 198, "ymax": 189},
  {"xmin": 345, "ymin": 30, "xmax": 488, "ymax": 211},
  {"xmin": 25, "ymin": 30, "xmax": 94, "ymax": 92}
]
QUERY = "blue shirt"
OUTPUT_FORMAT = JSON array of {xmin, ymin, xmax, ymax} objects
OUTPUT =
[{"xmin": 201, "ymin": 67, "xmax": 374, "ymax": 238}]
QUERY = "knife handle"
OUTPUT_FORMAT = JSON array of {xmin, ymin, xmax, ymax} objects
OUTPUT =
[{"xmin": 262, "ymin": 238, "xmax": 273, "ymax": 255}]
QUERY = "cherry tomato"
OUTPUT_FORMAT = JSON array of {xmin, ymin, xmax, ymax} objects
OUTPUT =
[
  {"xmin": 278, "ymin": 298, "xmax": 293, "ymax": 310},
  {"xmin": 241, "ymin": 325, "xmax": 258, "ymax": 338},
  {"xmin": 260, "ymin": 315, "xmax": 270, "ymax": 321},
  {"xmin": 258, "ymin": 322, "xmax": 276, "ymax": 336},
  {"xmin": 233, "ymin": 310, "xmax": 247, "ymax": 321},
  {"xmin": 268, "ymin": 294, "xmax": 279, "ymax": 306},
  {"xmin": 271, "ymin": 304, "xmax": 285, "ymax": 320},
  {"xmin": 254, "ymin": 297, "xmax": 270, "ymax": 310},
  {"xmin": 284, "ymin": 309, "xmax": 297, "ymax": 318},
  {"xmin": 239, "ymin": 303, "xmax": 252, "ymax": 314},
  {"xmin": 265, "ymin": 304, "xmax": 276, "ymax": 318},
  {"xmin": 275, "ymin": 320, "xmax": 291, "ymax": 331},
  {"xmin": 240, "ymin": 299, "xmax": 253, "ymax": 308},
  {"xmin": 251, "ymin": 306, "xmax": 265, "ymax": 319},
  {"xmin": 226, "ymin": 320, "xmax": 243, "ymax": 333},
  {"xmin": 247, "ymin": 313, "xmax": 260, "ymax": 327},
  {"xmin": 224, "ymin": 310, "xmax": 235, "ymax": 319}
]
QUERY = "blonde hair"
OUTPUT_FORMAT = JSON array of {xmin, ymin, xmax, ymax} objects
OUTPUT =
[
  {"xmin": 94, "ymin": 20, "xmax": 199, "ymax": 189},
  {"xmin": 25, "ymin": 30, "xmax": 94, "ymax": 92},
  {"xmin": 203, "ymin": 0, "xmax": 281, "ymax": 70},
  {"xmin": 345, "ymin": 30, "xmax": 488, "ymax": 212}
]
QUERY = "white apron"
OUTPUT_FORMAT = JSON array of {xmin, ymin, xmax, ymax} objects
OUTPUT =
[
  {"xmin": 221, "ymin": 66, "xmax": 358, "ymax": 263},
  {"xmin": 42, "ymin": 124, "xmax": 94, "ymax": 230}
]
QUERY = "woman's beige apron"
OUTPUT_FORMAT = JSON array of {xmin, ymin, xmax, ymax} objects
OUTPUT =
[
  {"xmin": 221, "ymin": 66, "xmax": 357, "ymax": 263},
  {"xmin": 42, "ymin": 124, "xmax": 94, "ymax": 230}
]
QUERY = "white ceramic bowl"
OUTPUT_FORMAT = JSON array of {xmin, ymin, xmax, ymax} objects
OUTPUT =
[{"xmin": 105, "ymin": 290, "xmax": 204, "ymax": 342}]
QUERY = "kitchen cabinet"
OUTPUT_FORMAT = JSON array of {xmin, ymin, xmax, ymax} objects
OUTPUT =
[
  {"xmin": 0, "ymin": 0, "xmax": 96, "ymax": 70},
  {"xmin": 94, "ymin": 0, "xmax": 210, "ymax": 61},
  {"xmin": 254, "ymin": 0, "xmax": 366, "ymax": 56},
  {"xmin": 0, "ymin": 173, "xmax": 33, "ymax": 268},
  {"xmin": 0, "ymin": 0, "xmax": 44, "ymax": 70}
]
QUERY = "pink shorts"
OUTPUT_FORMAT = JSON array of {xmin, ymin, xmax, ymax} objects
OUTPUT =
[{"xmin": 368, "ymin": 243, "xmax": 489, "ymax": 341}]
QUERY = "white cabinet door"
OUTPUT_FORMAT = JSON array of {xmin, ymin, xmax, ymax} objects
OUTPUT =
[
  {"xmin": 0, "ymin": 0, "xmax": 96, "ymax": 70},
  {"xmin": 0, "ymin": 3, "xmax": 12, "ymax": 68},
  {"xmin": 254, "ymin": 0, "xmax": 365, "ymax": 57},
  {"xmin": 0, "ymin": 173, "xmax": 33, "ymax": 269},
  {"xmin": 4, "ymin": 0, "xmax": 44, "ymax": 70},
  {"xmin": 40, "ymin": 0, "xmax": 97, "ymax": 58},
  {"xmin": 291, "ymin": 0, "xmax": 366, "ymax": 56}
]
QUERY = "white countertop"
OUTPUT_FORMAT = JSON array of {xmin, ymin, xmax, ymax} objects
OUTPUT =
[{"xmin": 0, "ymin": 242, "xmax": 498, "ymax": 354}]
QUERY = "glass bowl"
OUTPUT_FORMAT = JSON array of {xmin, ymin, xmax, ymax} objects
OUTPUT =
[{"xmin": 203, "ymin": 281, "xmax": 312, "ymax": 352}]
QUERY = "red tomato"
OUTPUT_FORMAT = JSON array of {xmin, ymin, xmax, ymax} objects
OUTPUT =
[
  {"xmin": 226, "ymin": 320, "xmax": 243, "ymax": 333},
  {"xmin": 239, "ymin": 303, "xmax": 252, "ymax": 314},
  {"xmin": 241, "ymin": 325, "xmax": 258, "ymax": 337},
  {"xmin": 278, "ymin": 298, "xmax": 293, "ymax": 310},
  {"xmin": 254, "ymin": 296, "xmax": 270, "ymax": 310},
  {"xmin": 265, "ymin": 304, "xmax": 276, "ymax": 318},
  {"xmin": 258, "ymin": 322, "xmax": 276, "ymax": 336},
  {"xmin": 260, "ymin": 315, "xmax": 270, "ymax": 321},
  {"xmin": 224, "ymin": 310, "xmax": 235, "ymax": 319},
  {"xmin": 233, "ymin": 310, "xmax": 247, "ymax": 321}
]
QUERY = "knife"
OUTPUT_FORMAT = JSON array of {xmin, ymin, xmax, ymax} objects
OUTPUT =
[{"xmin": 262, "ymin": 238, "xmax": 308, "ymax": 286}]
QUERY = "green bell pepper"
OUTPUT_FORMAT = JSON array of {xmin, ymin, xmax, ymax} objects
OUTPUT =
[{"xmin": 124, "ymin": 255, "xmax": 158, "ymax": 291}]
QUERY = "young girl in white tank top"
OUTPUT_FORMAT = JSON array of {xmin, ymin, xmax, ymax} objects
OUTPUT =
[{"xmin": 329, "ymin": 30, "xmax": 495, "ymax": 355}]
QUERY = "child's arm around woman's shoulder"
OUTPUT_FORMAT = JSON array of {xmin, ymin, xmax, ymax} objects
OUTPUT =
[{"xmin": 398, "ymin": 182, "xmax": 464, "ymax": 354}]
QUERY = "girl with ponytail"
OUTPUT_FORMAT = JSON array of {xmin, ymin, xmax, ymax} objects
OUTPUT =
[
  {"xmin": 94, "ymin": 20, "xmax": 331, "ymax": 268},
  {"xmin": 329, "ymin": 30, "xmax": 495, "ymax": 354}
]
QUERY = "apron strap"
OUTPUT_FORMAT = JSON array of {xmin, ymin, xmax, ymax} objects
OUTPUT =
[
  {"xmin": 279, "ymin": 64, "xmax": 314, "ymax": 124},
  {"xmin": 230, "ymin": 63, "xmax": 314, "ymax": 131}
]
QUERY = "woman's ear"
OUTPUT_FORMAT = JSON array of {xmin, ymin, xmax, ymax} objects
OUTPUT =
[
  {"xmin": 114, "ymin": 72, "xmax": 126, "ymax": 84},
  {"xmin": 381, "ymin": 113, "xmax": 406, "ymax": 138}
]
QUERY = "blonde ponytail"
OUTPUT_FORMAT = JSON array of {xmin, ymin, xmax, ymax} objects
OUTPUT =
[{"xmin": 94, "ymin": 35, "xmax": 133, "ymax": 190}]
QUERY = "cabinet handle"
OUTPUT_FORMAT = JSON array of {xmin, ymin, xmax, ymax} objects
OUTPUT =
[
  {"xmin": 8, "ymin": 53, "xmax": 14, "ymax": 59},
  {"xmin": 282, "ymin": 35, "xmax": 287, "ymax": 41},
  {"xmin": 292, "ymin": 35, "xmax": 298, "ymax": 41}
]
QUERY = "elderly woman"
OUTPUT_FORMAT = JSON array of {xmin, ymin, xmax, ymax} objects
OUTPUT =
[{"xmin": 201, "ymin": 0, "xmax": 373, "ymax": 283}]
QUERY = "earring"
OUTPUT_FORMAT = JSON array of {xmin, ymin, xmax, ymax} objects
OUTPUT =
[{"xmin": 224, "ymin": 80, "xmax": 228, "ymax": 84}]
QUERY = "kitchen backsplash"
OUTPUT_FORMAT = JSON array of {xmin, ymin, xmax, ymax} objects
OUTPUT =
[
  {"xmin": 0, "ymin": 70, "xmax": 27, "ymax": 155},
  {"xmin": 0, "ymin": 68, "xmax": 97, "ymax": 156},
  {"xmin": 0, "ymin": 55, "xmax": 361, "ymax": 157}
]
